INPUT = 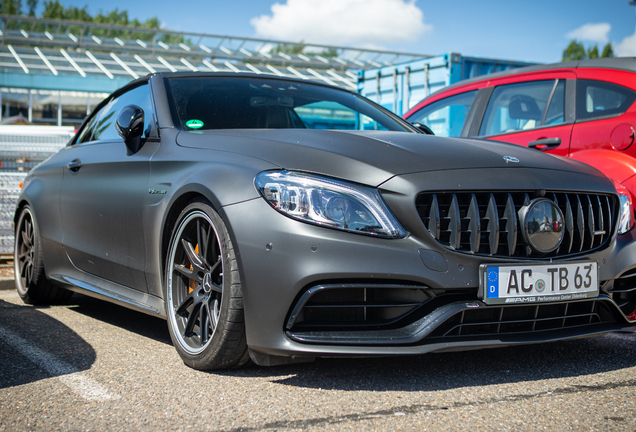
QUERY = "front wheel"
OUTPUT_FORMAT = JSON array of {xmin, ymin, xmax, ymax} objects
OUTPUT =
[
  {"xmin": 14, "ymin": 205, "xmax": 72, "ymax": 304},
  {"xmin": 165, "ymin": 201, "xmax": 249, "ymax": 370}
]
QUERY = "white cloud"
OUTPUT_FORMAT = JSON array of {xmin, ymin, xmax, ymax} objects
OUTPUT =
[
  {"xmin": 566, "ymin": 23, "xmax": 611, "ymax": 44},
  {"xmin": 250, "ymin": 0, "xmax": 432, "ymax": 47},
  {"xmin": 616, "ymin": 30, "xmax": 636, "ymax": 56}
]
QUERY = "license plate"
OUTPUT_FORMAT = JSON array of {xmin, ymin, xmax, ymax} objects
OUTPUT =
[{"xmin": 479, "ymin": 261, "xmax": 598, "ymax": 305}]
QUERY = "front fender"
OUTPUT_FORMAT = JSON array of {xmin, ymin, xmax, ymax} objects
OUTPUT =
[
  {"xmin": 569, "ymin": 149, "xmax": 636, "ymax": 185},
  {"xmin": 143, "ymin": 145, "xmax": 280, "ymax": 298}
]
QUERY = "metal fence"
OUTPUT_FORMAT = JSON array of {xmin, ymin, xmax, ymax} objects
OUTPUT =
[{"xmin": 0, "ymin": 125, "xmax": 73, "ymax": 254}]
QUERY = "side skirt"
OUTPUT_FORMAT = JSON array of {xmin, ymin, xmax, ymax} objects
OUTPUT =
[{"xmin": 50, "ymin": 273, "xmax": 166, "ymax": 319}]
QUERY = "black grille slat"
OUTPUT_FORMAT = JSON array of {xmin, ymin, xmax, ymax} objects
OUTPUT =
[
  {"xmin": 429, "ymin": 194, "xmax": 440, "ymax": 240},
  {"xmin": 417, "ymin": 191, "xmax": 617, "ymax": 259},
  {"xmin": 447, "ymin": 194, "xmax": 461, "ymax": 249},
  {"xmin": 552, "ymin": 194, "xmax": 561, "ymax": 255},
  {"xmin": 503, "ymin": 194, "xmax": 517, "ymax": 256},
  {"xmin": 466, "ymin": 194, "xmax": 480, "ymax": 253},
  {"xmin": 594, "ymin": 195, "xmax": 606, "ymax": 247},
  {"xmin": 563, "ymin": 194, "xmax": 574, "ymax": 254},
  {"xmin": 485, "ymin": 194, "xmax": 500, "ymax": 255},
  {"xmin": 575, "ymin": 195, "xmax": 585, "ymax": 252},
  {"xmin": 586, "ymin": 195, "xmax": 595, "ymax": 250}
]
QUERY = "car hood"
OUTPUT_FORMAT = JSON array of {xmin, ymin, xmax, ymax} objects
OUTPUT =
[{"xmin": 176, "ymin": 129, "xmax": 604, "ymax": 186}]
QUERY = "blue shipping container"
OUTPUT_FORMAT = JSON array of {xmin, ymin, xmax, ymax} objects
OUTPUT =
[{"xmin": 357, "ymin": 53, "xmax": 537, "ymax": 116}]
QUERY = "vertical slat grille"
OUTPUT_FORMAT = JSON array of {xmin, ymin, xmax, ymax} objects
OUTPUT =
[
  {"xmin": 563, "ymin": 194, "xmax": 574, "ymax": 254},
  {"xmin": 575, "ymin": 195, "xmax": 585, "ymax": 252},
  {"xmin": 416, "ymin": 191, "xmax": 617, "ymax": 258},
  {"xmin": 485, "ymin": 194, "xmax": 499, "ymax": 255},
  {"xmin": 503, "ymin": 194, "xmax": 517, "ymax": 256}
]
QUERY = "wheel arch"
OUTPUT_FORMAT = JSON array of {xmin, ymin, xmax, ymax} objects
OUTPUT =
[
  {"xmin": 13, "ymin": 198, "xmax": 30, "ymax": 226},
  {"xmin": 158, "ymin": 182, "xmax": 248, "ymax": 283},
  {"xmin": 160, "ymin": 189, "xmax": 214, "ymax": 283}
]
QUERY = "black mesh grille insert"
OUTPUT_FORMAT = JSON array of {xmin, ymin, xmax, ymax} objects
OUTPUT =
[
  {"xmin": 429, "ymin": 299, "xmax": 614, "ymax": 338},
  {"xmin": 416, "ymin": 191, "xmax": 616, "ymax": 258}
]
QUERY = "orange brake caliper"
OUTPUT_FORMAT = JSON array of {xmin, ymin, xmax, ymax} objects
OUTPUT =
[{"xmin": 188, "ymin": 244, "xmax": 199, "ymax": 293}]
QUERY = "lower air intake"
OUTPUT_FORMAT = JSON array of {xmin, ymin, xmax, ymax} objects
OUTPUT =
[{"xmin": 286, "ymin": 283, "xmax": 431, "ymax": 331}]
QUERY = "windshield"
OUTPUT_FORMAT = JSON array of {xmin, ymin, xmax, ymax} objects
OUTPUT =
[{"xmin": 164, "ymin": 76, "xmax": 412, "ymax": 132}]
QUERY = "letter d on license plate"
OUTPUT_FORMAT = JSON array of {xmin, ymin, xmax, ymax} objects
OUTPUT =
[{"xmin": 479, "ymin": 261, "xmax": 598, "ymax": 305}]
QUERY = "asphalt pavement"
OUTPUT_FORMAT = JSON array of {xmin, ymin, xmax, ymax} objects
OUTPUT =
[{"xmin": 0, "ymin": 288, "xmax": 635, "ymax": 431}]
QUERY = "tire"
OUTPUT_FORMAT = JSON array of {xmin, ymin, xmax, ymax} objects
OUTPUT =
[
  {"xmin": 165, "ymin": 201, "xmax": 248, "ymax": 370},
  {"xmin": 14, "ymin": 206, "xmax": 73, "ymax": 305}
]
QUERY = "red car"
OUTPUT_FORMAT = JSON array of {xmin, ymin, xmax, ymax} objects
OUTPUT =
[{"xmin": 404, "ymin": 58, "xmax": 636, "ymax": 224}]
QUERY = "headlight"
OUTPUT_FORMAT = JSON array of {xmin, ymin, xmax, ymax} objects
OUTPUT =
[
  {"xmin": 255, "ymin": 171, "xmax": 407, "ymax": 238},
  {"xmin": 613, "ymin": 181, "xmax": 634, "ymax": 235}
]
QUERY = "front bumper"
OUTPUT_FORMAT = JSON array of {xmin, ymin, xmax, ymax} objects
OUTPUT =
[{"xmin": 221, "ymin": 197, "xmax": 636, "ymax": 359}]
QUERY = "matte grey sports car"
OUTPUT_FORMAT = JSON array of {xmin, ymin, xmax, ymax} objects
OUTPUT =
[{"xmin": 14, "ymin": 72, "xmax": 636, "ymax": 370}]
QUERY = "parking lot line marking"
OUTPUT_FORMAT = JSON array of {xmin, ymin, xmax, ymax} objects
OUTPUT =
[{"xmin": 0, "ymin": 324, "xmax": 119, "ymax": 401}]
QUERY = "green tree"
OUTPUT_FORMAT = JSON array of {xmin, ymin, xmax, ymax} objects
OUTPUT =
[
  {"xmin": 26, "ymin": 0, "xmax": 36, "ymax": 16},
  {"xmin": 274, "ymin": 42, "xmax": 306, "ymax": 55},
  {"xmin": 9, "ymin": 0, "xmax": 184, "ymax": 46},
  {"xmin": 39, "ymin": 1, "xmax": 163, "ymax": 43},
  {"xmin": 601, "ymin": 42, "xmax": 614, "ymax": 58},
  {"xmin": 41, "ymin": 0, "xmax": 63, "ymax": 19},
  {"xmin": 1, "ymin": 0, "xmax": 23, "ymax": 30},
  {"xmin": 563, "ymin": 40, "xmax": 614, "ymax": 61},
  {"xmin": 562, "ymin": 40, "xmax": 587, "ymax": 61},
  {"xmin": 0, "ymin": 0, "xmax": 22, "ymax": 15},
  {"xmin": 319, "ymin": 47, "xmax": 338, "ymax": 58}
]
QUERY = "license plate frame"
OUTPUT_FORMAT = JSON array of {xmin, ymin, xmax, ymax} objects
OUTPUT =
[{"xmin": 478, "ymin": 261, "xmax": 599, "ymax": 305}]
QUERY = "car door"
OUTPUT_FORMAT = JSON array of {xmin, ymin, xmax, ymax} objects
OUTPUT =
[
  {"xmin": 59, "ymin": 84, "xmax": 157, "ymax": 291},
  {"xmin": 570, "ymin": 77, "xmax": 636, "ymax": 157},
  {"xmin": 474, "ymin": 73, "xmax": 577, "ymax": 157}
]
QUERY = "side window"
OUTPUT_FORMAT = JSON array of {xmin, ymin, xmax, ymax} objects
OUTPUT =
[
  {"xmin": 76, "ymin": 104, "xmax": 109, "ymax": 144},
  {"xmin": 407, "ymin": 90, "xmax": 477, "ymax": 137},
  {"xmin": 479, "ymin": 80, "xmax": 565, "ymax": 136},
  {"xmin": 577, "ymin": 80, "xmax": 636, "ymax": 121},
  {"xmin": 91, "ymin": 84, "xmax": 155, "ymax": 142}
]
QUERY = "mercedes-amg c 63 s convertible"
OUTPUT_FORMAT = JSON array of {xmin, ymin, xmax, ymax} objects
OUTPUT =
[{"xmin": 14, "ymin": 72, "xmax": 636, "ymax": 370}]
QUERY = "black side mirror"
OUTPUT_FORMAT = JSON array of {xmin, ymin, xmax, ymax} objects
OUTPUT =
[
  {"xmin": 116, "ymin": 105, "xmax": 145, "ymax": 155},
  {"xmin": 411, "ymin": 122, "xmax": 435, "ymax": 135}
]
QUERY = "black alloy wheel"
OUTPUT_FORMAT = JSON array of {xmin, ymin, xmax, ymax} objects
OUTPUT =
[
  {"xmin": 165, "ymin": 201, "xmax": 249, "ymax": 370},
  {"xmin": 15, "ymin": 207, "xmax": 35, "ymax": 290},
  {"xmin": 14, "ymin": 206, "xmax": 72, "ymax": 304}
]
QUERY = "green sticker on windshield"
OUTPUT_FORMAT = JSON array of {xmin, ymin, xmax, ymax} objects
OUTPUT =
[{"xmin": 186, "ymin": 119, "xmax": 204, "ymax": 129}]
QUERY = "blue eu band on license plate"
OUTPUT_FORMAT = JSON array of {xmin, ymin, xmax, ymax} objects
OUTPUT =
[{"xmin": 480, "ymin": 261, "xmax": 599, "ymax": 305}]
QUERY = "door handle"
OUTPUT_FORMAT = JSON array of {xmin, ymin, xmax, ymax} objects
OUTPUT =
[
  {"xmin": 67, "ymin": 159, "xmax": 82, "ymax": 172},
  {"xmin": 528, "ymin": 137, "xmax": 562, "ymax": 150}
]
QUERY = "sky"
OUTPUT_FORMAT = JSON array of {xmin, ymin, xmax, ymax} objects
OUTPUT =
[{"xmin": 42, "ymin": 0, "xmax": 636, "ymax": 64}]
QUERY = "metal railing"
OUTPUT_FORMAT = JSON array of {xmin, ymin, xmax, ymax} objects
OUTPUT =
[
  {"xmin": 0, "ymin": 125, "xmax": 72, "ymax": 254},
  {"xmin": 0, "ymin": 14, "xmax": 432, "ymax": 90}
]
